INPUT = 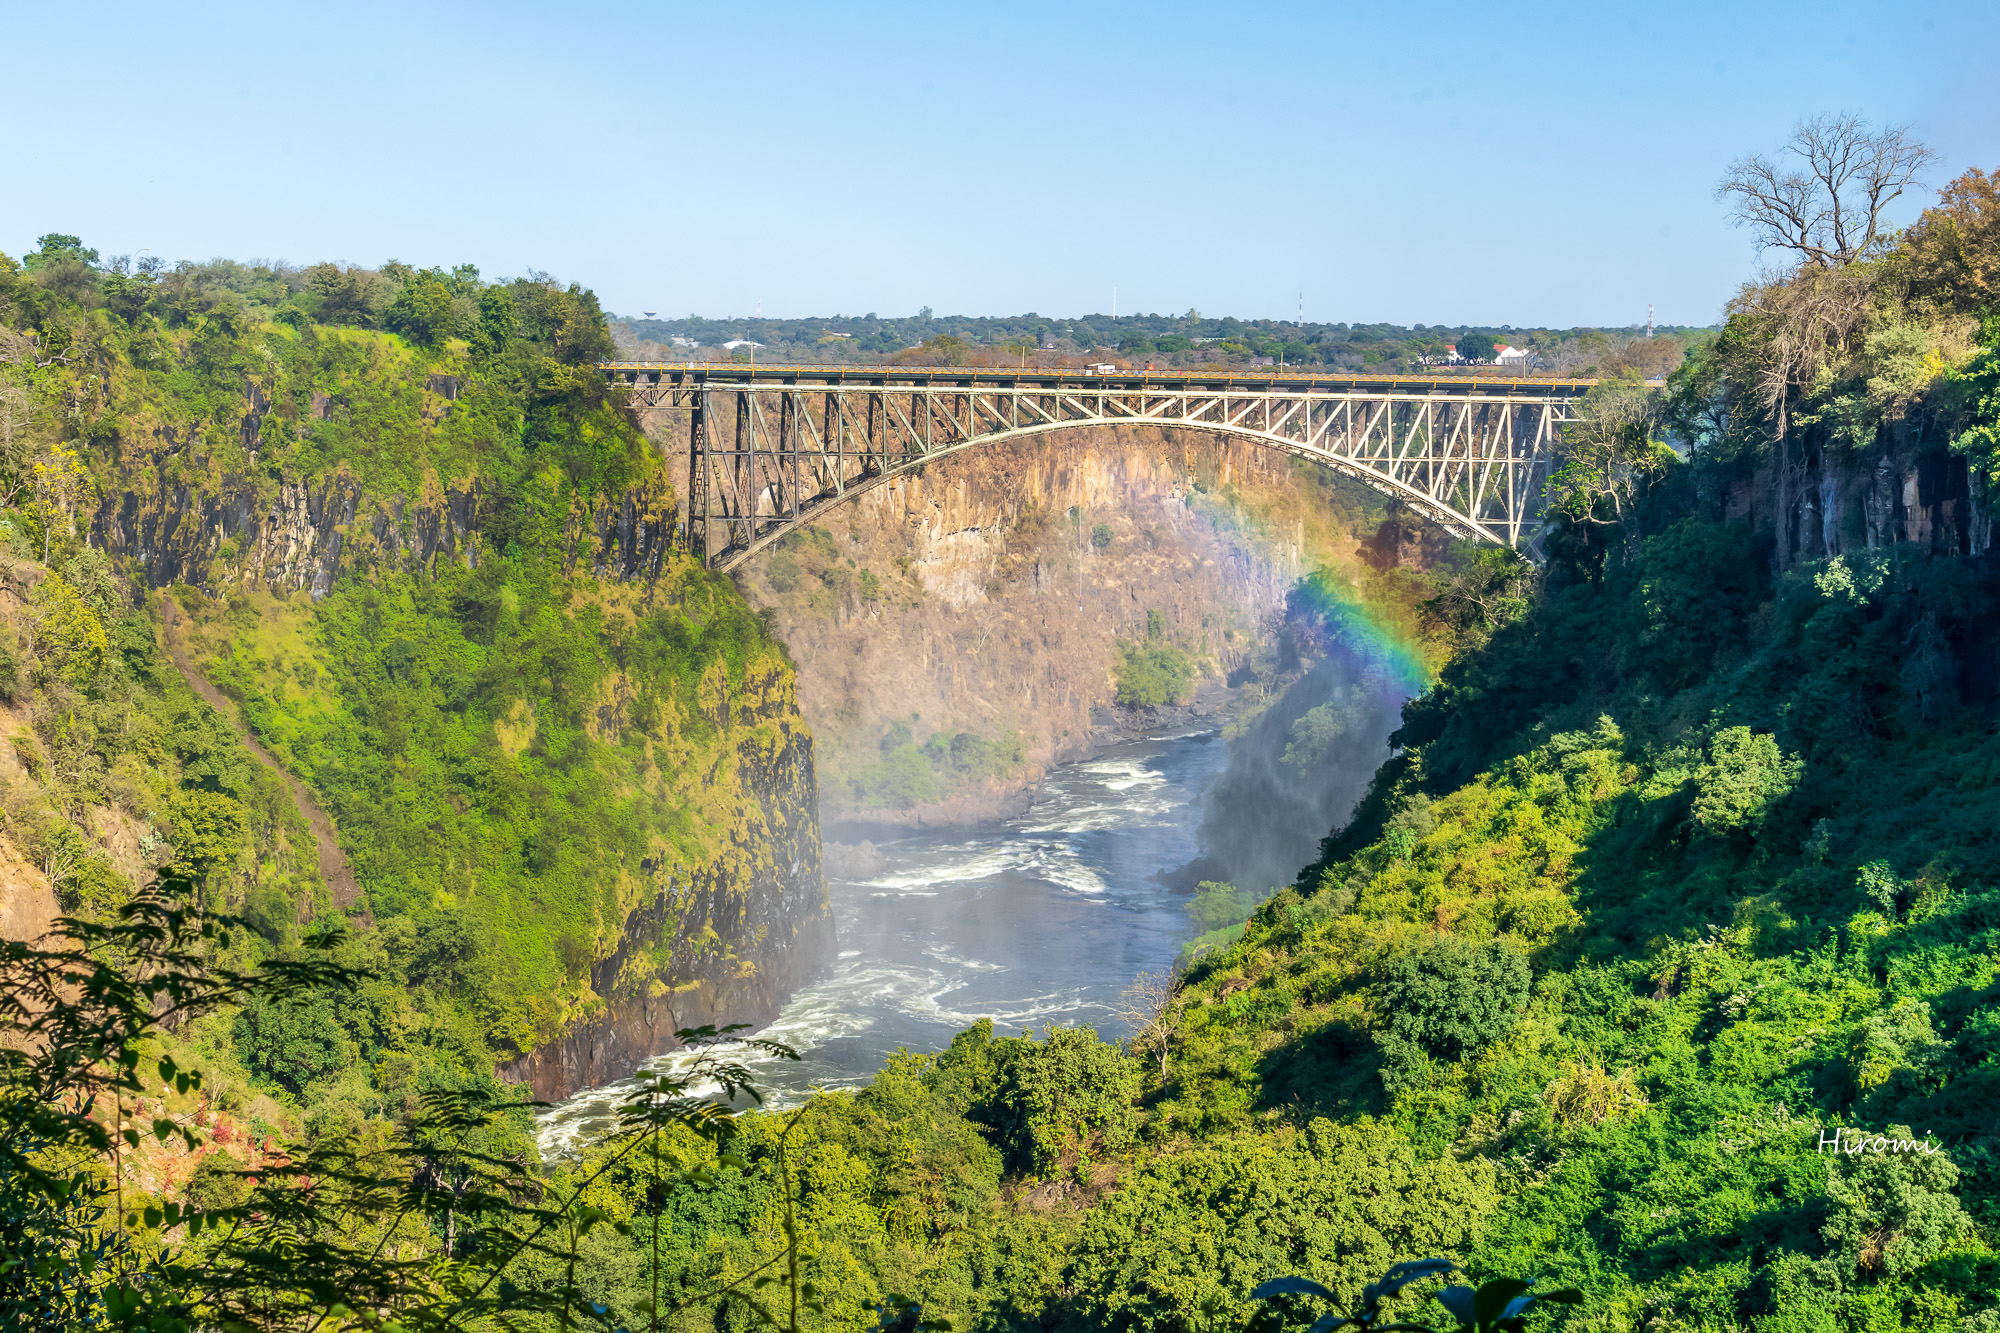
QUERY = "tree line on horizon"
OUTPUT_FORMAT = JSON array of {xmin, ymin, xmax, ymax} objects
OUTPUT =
[{"xmin": 611, "ymin": 307, "xmax": 1705, "ymax": 377}]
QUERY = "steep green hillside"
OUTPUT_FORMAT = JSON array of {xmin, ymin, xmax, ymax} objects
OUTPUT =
[{"xmin": 0, "ymin": 240, "xmax": 824, "ymax": 1101}]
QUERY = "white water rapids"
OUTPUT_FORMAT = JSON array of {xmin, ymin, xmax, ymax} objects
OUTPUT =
[{"xmin": 536, "ymin": 727, "xmax": 1226, "ymax": 1159}]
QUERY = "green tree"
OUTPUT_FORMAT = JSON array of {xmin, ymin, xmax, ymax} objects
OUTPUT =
[
  {"xmin": 1456, "ymin": 333, "xmax": 1498, "ymax": 363},
  {"xmin": 992, "ymin": 1026, "xmax": 1140, "ymax": 1177},
  {"xmin": 30, "ymin": 571, "xmax": 109, "ymax": 685},
  {"xmin": 28, "ymin": 445, "xmax": 94, "ymax": 563},
  {"xmin": 167, "ymin": 788, "xmax": 245, "ymax": 872},
  {"xmin": 1374, "ymin": 937, "xmax": 1530, "ymax": 1085},
  {"xmin": 1689, "ymin": 727, "xmax": 1800, "ymax": 835},
  {"xmin": 25, "ymin": 234, "xmax": 99, "ymax": 270},
  {"xmin": 1545, "ymin": 377, "xmax": 1675, "ymax": 528},
  {"xmin": 472, "ymin": 283, "xmax": 517, "ymax": 358},
  {"xmin": 386, "ymin": 268, "xmax": 473, "ymax": 348},
  {"xmin": 235, "ymin": 984, "xmax": 357, "ymax": 1095}
]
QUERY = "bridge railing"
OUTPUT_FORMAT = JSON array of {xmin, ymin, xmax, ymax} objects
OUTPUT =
[{"xmin": 599, "ymin": 361, "xmax": 1599, "ymax": 395}]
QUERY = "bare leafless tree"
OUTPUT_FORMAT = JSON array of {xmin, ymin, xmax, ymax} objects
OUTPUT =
[
  {"xmin": 1117, "ymin": 970, "xmax": 1184, "ymax": 1081},
  {"xmin": 1719, "ymin": 113, "xmax": 1936, "ymax": 268}
]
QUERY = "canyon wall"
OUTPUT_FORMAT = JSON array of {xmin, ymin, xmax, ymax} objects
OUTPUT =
[
  {"xmin": 89, "ymin": 457, "xmax": 830, "ymax": 1103},
  {"xmin": 497, "ymin": 672, "xmax": 832, "ymax": 1101},
  {"xmin": 726, "ymin": 425, "xmax": 1380, "ymax": 827},
  {"xmin": 1745, "ymin": 421, "xmax": 1995, "ymax": 562}
]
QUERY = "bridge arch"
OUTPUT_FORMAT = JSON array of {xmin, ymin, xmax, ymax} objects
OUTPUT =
[
  {"xmin": 723, "ymin": 417, "xmax": 1504, "ymax": 569},
  {"xmin": 603, "ymin": 365, "xmax": 1591, "ymax": 571}
]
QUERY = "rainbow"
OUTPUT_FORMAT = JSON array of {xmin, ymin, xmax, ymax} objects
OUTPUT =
[{"xmin": 1287, "ymin": 565, "xmax": 1433, "ymax": 697}]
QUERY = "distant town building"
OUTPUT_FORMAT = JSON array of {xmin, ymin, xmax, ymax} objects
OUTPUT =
[
  {"xmin": 1495, "ymin": 345, "xmax": 1528, "ymax": 364},
  {"xmin": 722, "ymin": 339, "xmax": 765, "ymax": 350},
  {"xmin": 669, "ymin": 336, "xmax": 699, "ymax": 349}
]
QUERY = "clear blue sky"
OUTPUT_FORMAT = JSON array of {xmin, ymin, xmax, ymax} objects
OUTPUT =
[{"xmin": 6, "ymin": 0, "xmax": 1992, "ymax": 329}]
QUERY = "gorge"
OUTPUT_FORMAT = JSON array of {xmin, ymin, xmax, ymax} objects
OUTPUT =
[{"xmin": 7, "ymin": 140, "xmax": 2000, "ymax": 1333}]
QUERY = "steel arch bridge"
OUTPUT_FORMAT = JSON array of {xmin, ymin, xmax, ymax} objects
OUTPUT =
[{"xmin": 600, "ymin": 363, "xmax": 1596, "ymax": 571}]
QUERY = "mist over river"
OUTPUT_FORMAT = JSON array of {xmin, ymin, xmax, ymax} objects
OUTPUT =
[{"xmin": 538, "ymin": 727, "xmax": 1228, "ymax": 1158}]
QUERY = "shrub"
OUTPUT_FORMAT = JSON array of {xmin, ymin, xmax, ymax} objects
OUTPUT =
[
  {"xmin": 1116, "ymin": 639, "xmax": 1195, "ymax": 707},
  {"xmin": 1691, "ymin": 727, "xmax": 1801, "ymax": 834},
  {"xmin": 1375, "ymin": 937, "xmax": 1531, "ymax": 1069}
]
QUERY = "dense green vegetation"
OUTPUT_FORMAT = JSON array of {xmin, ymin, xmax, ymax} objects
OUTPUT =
[
  {"xmin": 0, "ymin": 233, "xmax": 800, "ymax": 1128},
  {"xmin": 8, "ymin": 126, "xmax": 2000, "ymax": 1333}
]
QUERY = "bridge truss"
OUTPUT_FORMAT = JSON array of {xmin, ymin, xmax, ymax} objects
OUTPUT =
[{"xmin": 601, "ymin": 364, "xmax": 1592, "ymax": 571}]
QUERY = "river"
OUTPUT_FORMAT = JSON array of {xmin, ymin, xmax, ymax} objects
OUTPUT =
[{"xmin": 537, "ymin": 726, "xmax": 1227, "ymax": 1157}]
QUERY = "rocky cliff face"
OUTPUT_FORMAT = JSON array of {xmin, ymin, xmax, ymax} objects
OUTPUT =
[
  {"xmin": 91, "ymin": 461, "xmax": 832, "ymax": 1103},
  {"xmin": 735, "ymin": 426, "xmax": 1369, "ymax": 826},
  {"xmin": 1752, "ymin": 426, "xmax": 1993, "ymax": 563},
  {"xmin": 499, "ymin": 676, "xmax": 831, "ymax": 1101}
]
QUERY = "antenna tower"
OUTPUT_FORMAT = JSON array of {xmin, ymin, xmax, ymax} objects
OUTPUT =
[{"xmin": 1647, "ymin": 303, "xmax": 1654, "ymax": 339}]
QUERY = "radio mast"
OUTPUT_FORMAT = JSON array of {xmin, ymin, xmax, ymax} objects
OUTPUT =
[{"xmin": 1647, "ymin": 303, "xmax": 1654, "ymax": 339}]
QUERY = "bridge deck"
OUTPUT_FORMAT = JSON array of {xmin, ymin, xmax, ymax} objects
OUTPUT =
[{"xmin": 600, "ymin": 361, "xmax": 1596, "ymax": 398}]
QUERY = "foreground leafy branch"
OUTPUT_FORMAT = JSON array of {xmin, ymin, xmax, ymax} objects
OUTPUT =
[
  {"xmin": 1249, "ymin": 1261, "xmax": 1581, "ymax": 1333},
  {"xmin": 0, "ymin": 865, "xmax": 819, "ymax": 1332}
]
